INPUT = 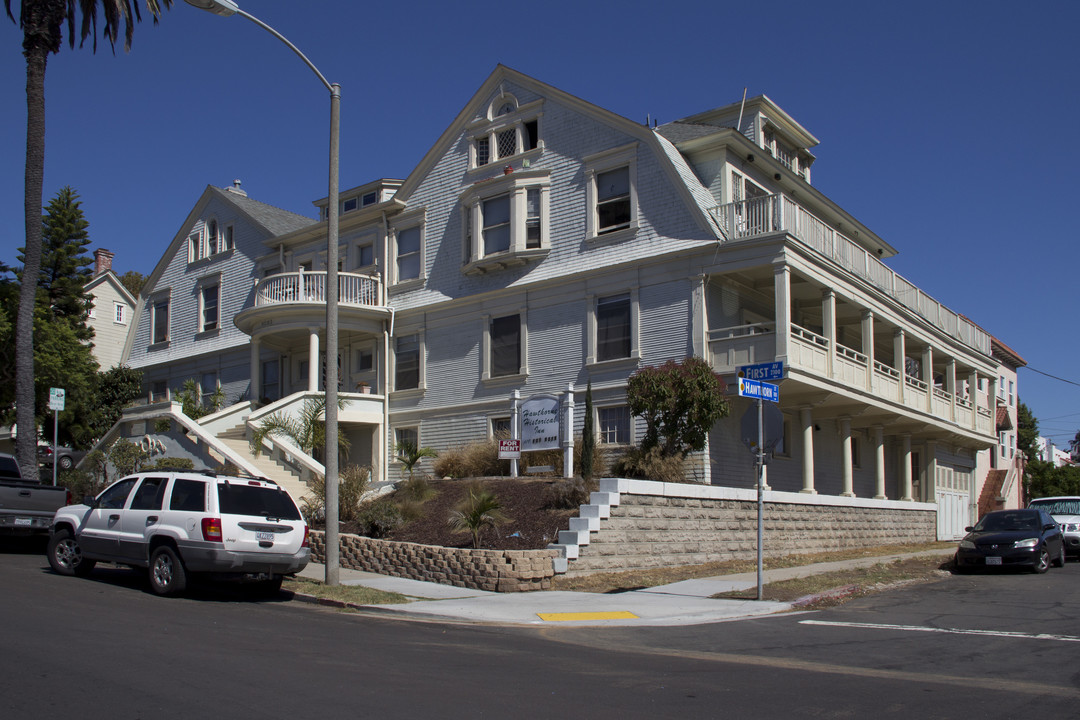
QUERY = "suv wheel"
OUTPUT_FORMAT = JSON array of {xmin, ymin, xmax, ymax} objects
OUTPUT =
[
  {"xmin": 149, "ymin": 546, "xmax": 187, "ymax": 596},
  {"xmin": 48, "ymin": 528, "xmax": 96, "ymax": 577},
  {"xmin": 1052, "ymin": 544, "xmax": 1066, "ymax": 568}
]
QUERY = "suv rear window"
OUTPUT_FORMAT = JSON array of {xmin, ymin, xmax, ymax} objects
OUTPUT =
[{"xmin": 217, "ymin": 483, "xmax": 301, "ymax": 520}]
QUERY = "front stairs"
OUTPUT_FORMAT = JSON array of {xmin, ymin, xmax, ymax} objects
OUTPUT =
[{"xmin": 215, "ymin": 424, "xmax": 313, "ymax": 505}]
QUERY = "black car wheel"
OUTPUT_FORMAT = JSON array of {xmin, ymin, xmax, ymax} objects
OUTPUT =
[
  {"xmin": 1033, "ymin": 548, "xmax": 1051, "ymax": 574},
  {"xmin": 149, "ymin": 546, "xmax": 187, "ymax": 596},
  {"xmin": 1052, "ymin": 544, "xmax": 1066, "ymax": 568},
  {"xmin": 58, "ymin": 455, "xmax": 74, "ymax": 470},
  {"xmin": 47, "ymin": 529, "xmax": 96, "ymax": 577}
]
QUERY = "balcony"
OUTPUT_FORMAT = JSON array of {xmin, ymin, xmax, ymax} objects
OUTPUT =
[
  {"xmin": 235, "ymin": 271, "xmax": 390, "ymax": 338},
  {"xmin": 709, "ymin": 194, "xmax": 990, "ymax": 356}
]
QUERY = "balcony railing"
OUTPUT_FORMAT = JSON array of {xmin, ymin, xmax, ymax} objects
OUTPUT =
[
  {"xmin": 255, "ymin": 271, "xmax": 382, "ymax": 308},
  {"xmin": 709, "ymin": 194, "xmax": 991, "ymax": 356}
]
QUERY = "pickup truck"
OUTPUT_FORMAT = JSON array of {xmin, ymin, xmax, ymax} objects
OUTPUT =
[{"xmin": 0, "ymin": 452, "xmax": 71, "ymax": 534}]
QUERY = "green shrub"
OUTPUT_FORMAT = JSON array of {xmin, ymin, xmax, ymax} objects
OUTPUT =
[
  {"xmin": 447, "ymin": 482, "xmax": 511, "ymax": 549},
  {"xmin": 547, "ymin": 476, "xmax": 597, "ymax": 509},
  {"xmin": 612, "ymin": 446, "xmax": 687, "ymax": 483},
  {"xmin": 57, "ymin": 468, "xmax": 100, "ymax": 503},
  {"xmin": 397, "ymin": 474, "xmax": 435, "ymax": 503},
  {"xmin": 303, "ymin": 464, "xmax": 372, "ymax": 524},
  {"xmin": 432, "ymin": 440, "xmax": 507, "ymax": 478},
  {"xmin": 358, "ymin": 499, "xmax": 405, "ymax": 538},
  {"xmin": 151, "ymin": 457, "xmax": 194, "ymax": 470}
]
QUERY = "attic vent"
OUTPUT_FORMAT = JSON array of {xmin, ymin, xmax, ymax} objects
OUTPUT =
[{"xmin": 227, "ymin": 179, "xmax": 248, "ymax": 197}]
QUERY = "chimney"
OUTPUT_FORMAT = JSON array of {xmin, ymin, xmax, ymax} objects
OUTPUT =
[{"xmin": 93, "ymin": 248, "xmax": 114, "ymax": 276}]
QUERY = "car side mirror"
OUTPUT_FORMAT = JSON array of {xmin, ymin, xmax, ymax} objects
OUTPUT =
[
  {"xmin": 964, "ymin": 526, "xmax": 973, "ymax": 532},
  {"xmin": 1045, "ymin": 523, "xmax": 1058, "ymax": 531}
]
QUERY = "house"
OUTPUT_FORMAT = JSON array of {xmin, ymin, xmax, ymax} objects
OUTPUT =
[
  {"xmin": 113, "ymin": 66, "xmax": 1008, "ymax": 545},
  {"xmin": 85, "ymin": 249, "xmax": 137, "ymax": 370},
  {"xmin": 975, "ymin": 336, "xmax": 1026, "ymax": 516}
]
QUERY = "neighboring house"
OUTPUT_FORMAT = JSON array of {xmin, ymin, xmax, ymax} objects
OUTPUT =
[
  {"xmin": 85, "ymin": 249, "xmax": 137, "ymax": 369},
  {"xmin": 976, "ymin": 336, "xmax": 1026, "ymax": 516},
  {"xmin": 1035, "ymin": 437, "xmax": 1073, "ymax": 467},
  {"xmin": 115, "ymin": 66, "xmax": 1010, "ymax": 541}
]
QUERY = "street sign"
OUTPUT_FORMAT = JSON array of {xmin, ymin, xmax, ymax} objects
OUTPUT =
[
  {"xmin": 48, "ymin": 387, "xmax": 65, "ymax": 412},
  {"xmin": 498, "ymin": 439, "xmax": 521, "ymax": 459},
  {"xmin": 737, "ymin": 361, "xmax": 784, "ymax": 382},
  {"xmin": 737, "ymin": 377, "xmax": 779, "ymax": 402}
]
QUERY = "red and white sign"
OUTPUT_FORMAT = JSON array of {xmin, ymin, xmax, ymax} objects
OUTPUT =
[{"xmin": 498, "ymin": 439, "xmax": 521, "ymax": 459}]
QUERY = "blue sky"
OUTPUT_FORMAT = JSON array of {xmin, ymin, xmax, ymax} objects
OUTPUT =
[{"xmin": 3, "ymin": 0, "xmax": 1078, "ymax": 446}]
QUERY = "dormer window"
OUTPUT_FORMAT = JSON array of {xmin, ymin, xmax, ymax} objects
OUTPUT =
[{"xmin": 469, "ymin": 94, "xmax": 543, "ymax": 170}]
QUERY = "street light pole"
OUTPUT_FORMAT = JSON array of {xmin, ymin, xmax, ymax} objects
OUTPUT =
[{"xmin": 184, "ymin": 0, "xmax": 341, "ymax": 585}]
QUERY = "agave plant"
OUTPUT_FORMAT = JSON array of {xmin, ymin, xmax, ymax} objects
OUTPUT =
[{"xmin": 447, "ymin": 483, "xmax": 511, "ymax": 549}]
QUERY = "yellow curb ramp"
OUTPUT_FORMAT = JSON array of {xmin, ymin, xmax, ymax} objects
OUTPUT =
[{"xmin": 537, "ymin": 611, "xmax": 640, "ymax": 622}]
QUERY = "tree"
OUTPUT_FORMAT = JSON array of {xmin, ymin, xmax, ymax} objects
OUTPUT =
[
  {"xmin": 1027, "ymin": 460, "xmax": 1080, "ymax": 499},
  {"xmin": 28, "ymin": 186, "xmax": 93, "ymax": 333},
  {"xmin": 78, "ymin": 365, "xmax": 143, "ymax": 446},
  {"xmin": 1017, "ymin": 401, "xmax": 1039, "ymax": 465},
  {"xmin": 395, "ymin": 439, "xmax": 437, "ymax": 481},
  {"xmin": 6, "ymin": 0, "xmax": 173, "ymax": 478},
  {"xmin": 118, "ymin": 270, "xmax": 147, "ymax": 298},
  {"xmin": 580, "ymin": 382, "xmax": 595, "ymax": 481},
  {"xmin": 626, "ymin": 357, "xmax": 730, "ymax": 457}
]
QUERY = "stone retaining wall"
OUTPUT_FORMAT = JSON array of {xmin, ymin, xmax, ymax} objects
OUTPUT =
[
  {"xmin": 567, "ymin": 494, "xmax": 937, "ymax": 576},
  {"xmin": 309, "ymin": 531, "xmax": 559, "ymax": 592}
]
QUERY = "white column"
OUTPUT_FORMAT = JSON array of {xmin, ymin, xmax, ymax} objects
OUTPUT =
[
  {"xmin": 861, "ymin": 310, "xmax": 875, "ymax": 392},
  {"xmin": 873, "ymin": 425, "xmax": 886, "ymax": 499},
  {"xmin": 840, "ymin": 417, "xmax": 854, "ymax": 497},
  {"xmin": 822, "ymin": 288, "xmax": 836, "ymax": 377},
  {"xmin": 250, "ymin": 337, "xmax": 261, "ymax": 403},
  {"xmin": 692, "ymin": 274, "xmax": 707, "ymax": 359},
  {"xmin": 800, "ymin": 407, "xmax": 816, "ymax": 494},
  {"xmin": 925, "ymin": 440, "xmax": 938, "ymax": 505},
  {"xmin": 894, "ymin": 328, "xmax": 906, "ymax": 404},
  {"xmin": 774, "ymin": 264, "xmax": 791, "ymax": 361},
  {"xmin": 923, "ymin": 345, "xmax": 934, "ymax": 412},
  {"xmin": 308, "ymin": 329, "xmax": 320, "ymax": 392},
  {"xmin": 968, "ymin": 370, "xmax": 979, "ymax": 430},
  {"xmin": 900, "ymin": 434, "xmax": 913, "ymax": 501},
  {"xmin": 947, "ymin": 358, "xmax": 956, "ymax": 421}
]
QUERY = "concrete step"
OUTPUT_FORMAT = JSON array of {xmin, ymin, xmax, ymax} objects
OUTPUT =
[{"xmin": 216, "ymin": 435, "xmax": 312, "ymax": 505}]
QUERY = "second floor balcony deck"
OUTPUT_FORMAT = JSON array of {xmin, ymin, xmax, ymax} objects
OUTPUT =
[
  {"xmin": 235, "ymin": 270, "xmax": 390, "ymax": 338},
  {"xmin": 255, "ymin": 271, "xmax": 382, "ymax": 308}
]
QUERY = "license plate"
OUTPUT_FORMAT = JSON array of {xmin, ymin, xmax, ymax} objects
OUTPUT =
[
  {"xmin": 14, "ymin": 517, "xmax": 31, "ymax": 527},
  {"xmin": 986, "ymin": 556, "xmax": 1002, "ymax": 565},
  {"xmin": 256, "ymin": 531, "xmax": 274, "ymax": 542}
]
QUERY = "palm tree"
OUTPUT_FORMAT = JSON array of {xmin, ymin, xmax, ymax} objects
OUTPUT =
[
  {"xmin": 395, "ymin": 439, "xmax": 437, "ymax": 482},
  {"xmin": 447, "ymin": 484, "xmax": 511, "ymax": 549},
  {"xmin": 250, "ymin": 396, "xmax": 349, "ymax": 463},
  {"xmin": 5, "ymin": 0, "xmax": 172, "ymax": 479}
]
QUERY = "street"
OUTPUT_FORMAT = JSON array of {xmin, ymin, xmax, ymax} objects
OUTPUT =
[{"xmin": 2, "ymin": 537, "xmax": 1077, "ymax": 718}]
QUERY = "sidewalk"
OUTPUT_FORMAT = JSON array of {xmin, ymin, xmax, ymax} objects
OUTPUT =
[{"xmin": 295, "ymin": 549, "xmax": 953, "ymax": 627}]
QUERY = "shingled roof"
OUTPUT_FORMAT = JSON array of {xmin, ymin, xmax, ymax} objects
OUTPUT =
[{"xmin": 211, "ymin": 186, "xmax": 316, "ymax": 237}]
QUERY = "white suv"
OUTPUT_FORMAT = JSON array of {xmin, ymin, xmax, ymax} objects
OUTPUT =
[
  {"xmin": 1028, "ymin": 496, "xmax": 1080, "ymax": 559},
  {"xmin": 48, "ymin": 469, "xmax": 310, "ymax": 596}
]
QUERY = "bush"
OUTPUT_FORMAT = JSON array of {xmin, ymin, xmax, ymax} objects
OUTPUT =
[
  {"xmin": 358, "ymin": 498, "xmax": 405, "ymax": 538},
  {"xmin": 546, "ymin": 476, "xmax": 597, "ymax": 509},
  {"xmin": 151, "ymin": 457, "xmax": 194, "ymax": 471},
  {"xmin": 302, "ymin": 464, "xmax": 372, "ymax": 525},
  {"xmin": 433, "ymin": 440, "xmax": 507, "ymax": 478},
  {"xmin": 397, "ymin": 474, "xmax": 435, "ymax": 503},
  {"xmin": 447, "ymin": 482, "xmax": 511, "ymax": 549},
  {"xmin": 612, "ymin": 446, "xmax": 687, "ymax": 483},
  {"xmin": 57, "ymin": 468, "xmax": 100, "ymax": 503}
]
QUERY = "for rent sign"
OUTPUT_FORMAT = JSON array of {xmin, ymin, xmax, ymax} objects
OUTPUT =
[{"xmin": 520, "ymin": 395, "xmax": 560, "ymax": 451}]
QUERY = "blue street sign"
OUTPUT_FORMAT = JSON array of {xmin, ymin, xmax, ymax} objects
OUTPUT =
[
  {"xmin": 738, "ymin": 377, "xmax": 780, "ymax": 402},
  {"xmin": 737, "ymin": 361, "xmax": 784, "ymax": 382}
]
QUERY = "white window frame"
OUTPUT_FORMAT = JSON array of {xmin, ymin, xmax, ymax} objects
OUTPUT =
[
  {"xmin": 467, "ymin": 95, "xmax": 544, "ymax": 171},
  {"xmin": 394, "ymin": 427, "xmax": 420, "ymax": 463},
  {"xmin": 584, "ymin": 143, "xmax": 639, "ymax": 241},
  {"xmin": 460, "ymin": 170, "xmax": 550, "ymax": 273},
  {"xmin": 390, "ymin": 212, "xmax": 425, "ymax": 286},
  {"xmin": 114, "ymin": 303, "xmax": 126, "ymax": 325},
  {"xmin": 597, "ymin": 405, "xmax": 632, "ymax": 445},
  {"xmin": 197, "ymin": 275, "xmax": 221, "ymax": 335},
  {"xmin": 349, "ymin": 231, "xmax": 378, "ymax": 271},
  {"xmin": 482, "ymin": 310, "xmax": 528, "ymax": 382},
  {"xmin": 188, "ymin": 227, "xmax": 204, "ymax": 263},
  {"xmin": 150, "ymin": 292, "xmax": 170, "ymax": 346},
  {"xmin": 586, "ymin": 288, "xmax": 640, "ymax": 365},
  {"xmin": 392, "ymin": 329, "xmax": 426, "ymax": 393}
]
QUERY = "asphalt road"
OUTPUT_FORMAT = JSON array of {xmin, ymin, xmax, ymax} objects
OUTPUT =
[{"xmin": 2, "ymin": 537, "xmax": 1077, "ymax": 718}]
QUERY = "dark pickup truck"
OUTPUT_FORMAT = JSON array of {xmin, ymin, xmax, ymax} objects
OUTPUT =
[{"xmin": 0, "ymin": 452, "xmax": 70, "ymax": 534}]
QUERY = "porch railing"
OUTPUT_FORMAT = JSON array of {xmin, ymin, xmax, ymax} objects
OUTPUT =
[
  {"xmin": 709, "ymin": 194, "xmax": 991, "ymax": 356},
  {"xmin": 255, "ymin": 271, "xmax": 382, "ymax": 308}
]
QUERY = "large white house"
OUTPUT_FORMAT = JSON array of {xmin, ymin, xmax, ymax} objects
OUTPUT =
[{"xmin": 115, "ymin": 66, "xmax": 1010, "ymax": 540}]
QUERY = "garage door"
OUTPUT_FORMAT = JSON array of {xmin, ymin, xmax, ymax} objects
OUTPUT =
[{"xmin": 936, "ymin": 465, "xmax": 972, "ymax": 540}]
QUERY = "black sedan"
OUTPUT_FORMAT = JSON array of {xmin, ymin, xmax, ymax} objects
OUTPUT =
[{"xmin": 955, "ymin": 508, "xmax": 1066, "ymax": 573}]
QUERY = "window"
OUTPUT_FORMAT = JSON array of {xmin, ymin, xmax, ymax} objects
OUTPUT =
[
  {"xmin": 130, "ymin": 477, "xmax": 168, "ymax": 511},
  {"xmin": 395, "ymin": 225, "xmax": 421, "ymax": 282},
  {"xmin": 200, "ymin": 373, "xmax": 218, "ymax": 408},
  {"xmin": 355, "ymin": 348, "xmax": 374, "ymax": 372},
  {"xmin": 1009, "ymin": 380, "xmax": 1015, "ymax": 405},
  {"xmin": 596, "ymin": 294, "xmax": 631, "ymax": 361},
  {"xmin": 207, "ymin": 219, "xmax": 219, "ymax": 255},
  {"xmin": 491, "ymin": 417, "xmax": 512, "ymax": 439},
  {"xmin": 189, "ymin": 229, "xmax": 203, "ymax": 262},
  {"xmin": 395, "ymin": 427, "xmax": 418, "ymax": 454},
  {"xmin": 152, "ymin": 298, "xmax": 169, "ymax": 344},
  {"xmin": 170, "ymin": 479, "xmax": 206, "ymax": 512},
  {"xmin": 200, "ymin": 283, "xmax": 219, "ymax": 333},
  {"xmin": 395, "ymin": 334, "xmax": 420, "ymax": 391},
  {"xmin": 261, "ymin": 359, "xmax": 280, "ymax": 402},
  {"xmin": 470, "ymin": 95, "xmax": 542, "ymax": 169},
  {"xmin": 596, "ymin": 167, "xmax": 631, "ymax": 234},
  {"xmin": 150, "ymin": 380, "xmax": 168, "ymax": 403},
  {"xmin": 490, "ymin": 314, "xmax": 521, "ymax": 378},
  {"xmin": 223, "ymin": 224, "xmax": 234, "ymax": 251},
  {"xmin": 353, "ymin": 238, "xmax": 374, "ymax": 269},
  {"xmin": 585, "ymin": 144, "xmax": 638, "ymax": 240},
  {"xmin": 460, "ymin": 171, "xmax": 550, "ymax": 272},
  {"xmin": 114, "ymin": 303, "xmax": 126, "ymax": 324},
  {"xmin": 98, "ymin": 478, "xmax": 137, "ymax": 510},
  {"xmin": 599, "ymin": 406, "xmax": 631, "ymax": 444}
]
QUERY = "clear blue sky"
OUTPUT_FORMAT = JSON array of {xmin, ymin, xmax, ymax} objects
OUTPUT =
[{"xmin": 3, "ymin": 0, "xmax": 1078, "ymax": 446}]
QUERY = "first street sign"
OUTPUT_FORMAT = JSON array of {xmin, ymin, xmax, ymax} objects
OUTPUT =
[
  {"xmin": 737, "ymin": 361, "xmax": 784, "ymax": 382},
  {"xmin": 737, "ymin": 377, "xmax": 779, "ymax": 402}
]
